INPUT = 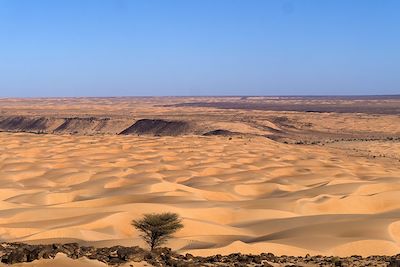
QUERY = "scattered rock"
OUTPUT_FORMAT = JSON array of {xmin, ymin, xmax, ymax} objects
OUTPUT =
[{"xmin": 0, "ymin": 242, "xmax": 397, "ymax": 266}]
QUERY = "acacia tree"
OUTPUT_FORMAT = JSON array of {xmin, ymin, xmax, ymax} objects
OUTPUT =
[{"xmin": 132, "ymin": 212, "xmax": 183, "ymax": 250}]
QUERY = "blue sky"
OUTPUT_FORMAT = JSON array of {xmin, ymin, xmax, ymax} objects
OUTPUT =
[{"xmin": 0, "ymin": 0, "xmax": 399, "ymax": 97}]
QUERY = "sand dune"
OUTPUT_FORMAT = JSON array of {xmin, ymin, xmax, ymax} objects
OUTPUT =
[{"xmin": 0, "ymin": 132, "xmax": 399, "ymax": 257}]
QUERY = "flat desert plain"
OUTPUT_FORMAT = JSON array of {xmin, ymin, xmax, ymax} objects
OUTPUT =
[{"xmin": 0, "ymin": 96, "xmax": 399, "ymax": 259}]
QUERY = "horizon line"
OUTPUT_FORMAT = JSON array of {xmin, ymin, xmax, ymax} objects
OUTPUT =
[{"xmin": 1, "ymin": 94, "xmax": 400, "ymax": 99}]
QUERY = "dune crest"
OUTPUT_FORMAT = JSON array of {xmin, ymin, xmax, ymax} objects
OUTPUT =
[{"xmin": 0, "ymin": 132, "xmax": 399, "ymax": 257}]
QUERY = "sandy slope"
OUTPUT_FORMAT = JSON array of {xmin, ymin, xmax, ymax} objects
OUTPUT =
[{"xmin": 0, "ymin": 132, "xmax": 399, "ymax": 257}]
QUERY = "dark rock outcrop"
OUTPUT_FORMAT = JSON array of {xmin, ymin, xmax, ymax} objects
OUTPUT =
[
  {"xmin": 0, "ymin": 243, "xmax": 148, "ymax": 265},
  {"xmin": 53, "ymin": 117, "xmax": 111, "ymax": 134},
  {"xmin": 119, "ymin": 119, "xmax": 190, "ymax": 136},
  {"xmin": 0, "ymin": 116, "xmax": 132, "ymax": 135},
  {"xmin": 0, "ymin": 116, "xmax": 58, "ymax": 133},
  {"xmin": 203, "ymin": 129, "xmax": 238, "ymax": 136},
  {"xmin": 0, "ymin": 242, "xmax": 399, "ymax": 266}
]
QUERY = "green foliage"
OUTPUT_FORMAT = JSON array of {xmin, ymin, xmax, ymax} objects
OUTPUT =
[{"xmin": 132, "ymin": 212, "xmax": 183, "ymax": 250}]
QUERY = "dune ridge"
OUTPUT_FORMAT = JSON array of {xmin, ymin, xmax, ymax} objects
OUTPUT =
[{"xmin": 0, "ymin": 132, "xmax": 399, "ymax": 257}]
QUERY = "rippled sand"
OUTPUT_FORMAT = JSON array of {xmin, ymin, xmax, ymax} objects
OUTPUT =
[{"xmin": 0, "ymin": 132, "xmax": 399, "ymax": 257}]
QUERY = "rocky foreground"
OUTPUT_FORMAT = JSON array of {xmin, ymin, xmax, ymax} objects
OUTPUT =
[{"xmin": 0, "ymin": 243, "xmax": 400, "ymax": 267}]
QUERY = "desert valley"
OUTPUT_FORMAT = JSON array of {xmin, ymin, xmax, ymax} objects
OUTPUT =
[{"xmin": 0, "ymin": 96, "xmax": 399, "ymax": 266}]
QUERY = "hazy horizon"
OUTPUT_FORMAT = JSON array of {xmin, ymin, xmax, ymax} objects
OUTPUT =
[
  {"xmin": 1, "ymin": 0, "xmax": 399, "ymax": 97},
  {"xmin": 1, "ymin": 94, "xmax": 400, "ymax": 99}
]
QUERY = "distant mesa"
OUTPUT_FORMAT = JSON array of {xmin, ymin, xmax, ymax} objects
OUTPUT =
[
  {"xmin": 0, "ymin": 116, "xmax": 61, "ymax": 132},
  {"xmin": 0, "ymin": 116, "xmax": 243, "ymax": 137},
  {"xmin": 119, "ymin": 119, "xmax": 190, "ymax": 136},
  {"xmin": 0, "ymin": 116, "xmax": 46, "ymax": 131},
  {"xmin": 53, "ymin": 117, "xmax": 110, "ymax": 134},
  {"xmin": 0, "ymin": 116, "xmax": 125, "ymax": 135}
]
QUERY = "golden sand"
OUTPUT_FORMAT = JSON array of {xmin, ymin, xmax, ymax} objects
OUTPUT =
[{"xmin": 0, "ymin": 132, "xmax": 399, "ymax": 257}]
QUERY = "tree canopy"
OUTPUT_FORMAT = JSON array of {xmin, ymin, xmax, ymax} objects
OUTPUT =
[{"xmin": 132, "ymin": 212, "xmax": 183, "ymax": 250}]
